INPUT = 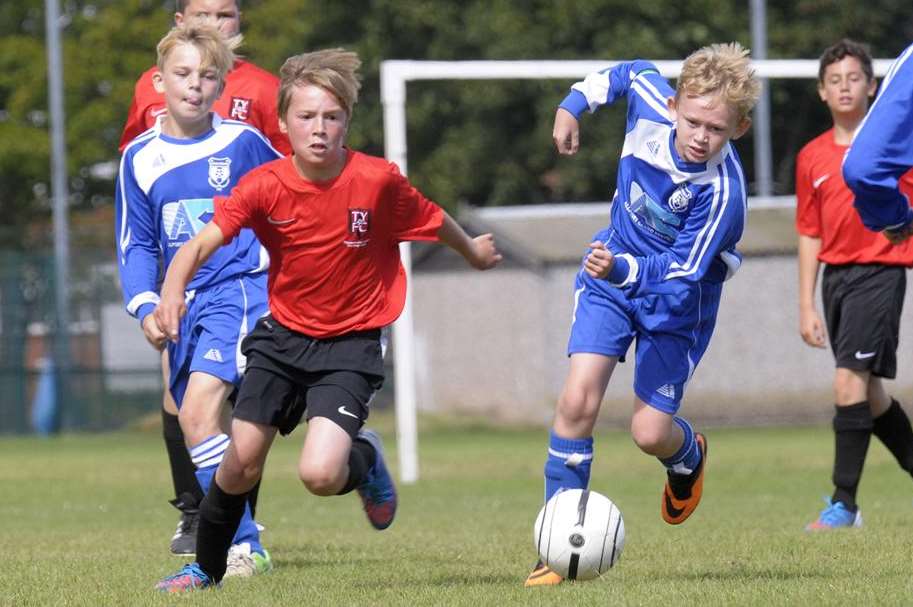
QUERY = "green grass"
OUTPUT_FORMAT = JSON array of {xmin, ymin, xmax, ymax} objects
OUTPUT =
[{"xmin": 3, "ymin": 416, "xmax": 913, "ymax": 606}]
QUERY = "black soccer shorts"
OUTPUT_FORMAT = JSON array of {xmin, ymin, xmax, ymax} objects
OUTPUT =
[
  {"xmin": 822, "ymin": 263, "xmax": 906, "ymax": 379},
  {"xmin": 232, "ymin": 315, "xmax": 384, "ymax": 437}
]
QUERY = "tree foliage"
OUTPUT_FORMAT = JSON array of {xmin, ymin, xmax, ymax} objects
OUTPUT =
[{"xmin": 2, "ymin": 0, "xmax": 912, "ymax": 248}]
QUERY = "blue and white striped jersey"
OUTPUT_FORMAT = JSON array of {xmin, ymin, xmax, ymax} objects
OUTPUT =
[
  {"xmin": 559, "ymin": 60, "xmax": 748, "ymax": 298},
  {"xmin": 115, "ymin": 114, "xmax": 280, "ymax": 323},
  {"xmin": 844, "ymin": 42, "xmax": 913, "ymax": 232}
]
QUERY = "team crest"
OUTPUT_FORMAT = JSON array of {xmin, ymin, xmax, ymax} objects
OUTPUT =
[
  {"xmin": 207, "ymin": 157, "xmax": 232, "ymax": 191},
  {"xmin": 345, "ymin": 208, "xmax": 371, "ymax": 247},
  {"xmin": 230, "ymin": 97, "xmax": 251, "ymax": 121},
  {"xmin": 668, "ymin": 184, "xmax": 693, "ymax": 212}
]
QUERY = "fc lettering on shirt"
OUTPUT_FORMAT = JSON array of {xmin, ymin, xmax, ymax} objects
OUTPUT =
[{"xmin": 346, "ymin": 208, "xmax": 371, "ymax": 247}]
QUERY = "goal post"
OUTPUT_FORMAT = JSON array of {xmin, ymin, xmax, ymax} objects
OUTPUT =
[{"xmin": 381, "ymin": 58, "xmax": 895, "ymax": 484}]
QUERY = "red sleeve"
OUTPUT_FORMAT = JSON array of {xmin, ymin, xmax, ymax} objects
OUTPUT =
[
  {"xmin": 388, "ymin": 163, "xmax": 444, "ymax": 242},
  {"xmin": 213, "ymin": 173, "xmax": 262, "ymax": 243},
  {"xmin": 118, "ymin": 70, "xmax": 162, "ymax": 153},
  {"xmin": 795, "ymin": 146, "xmax": 821, "ymax": 237},
  {"xmin": 254, "ymin": 79, "xmax": 291, "ymax": 156}
]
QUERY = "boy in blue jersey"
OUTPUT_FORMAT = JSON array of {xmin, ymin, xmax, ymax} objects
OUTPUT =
[
  {"xmin": 526, "ymin": 43, "xmax": 759, "ymax": 586},
  {"xmin": 116, "ymin": 24, "xmax": 279, "ymax": 577},
  {"xmin": 845, "ymin": 41, "xmax": 913, "ymax": 244}
]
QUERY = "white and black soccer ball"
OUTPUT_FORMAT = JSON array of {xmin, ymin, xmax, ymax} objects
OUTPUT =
[{"xmin": 533, "ymin": 488, "xmax": 625, "ymax": 580}]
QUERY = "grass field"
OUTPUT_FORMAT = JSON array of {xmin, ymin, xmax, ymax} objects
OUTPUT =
[{"xmin": 3, "ymin": 414, "xmax": 913, "ymax": 606}]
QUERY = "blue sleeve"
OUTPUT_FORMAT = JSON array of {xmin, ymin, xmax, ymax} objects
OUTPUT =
[
  {"xmin": 248, "ymin": 128, "xmax": 283, "ymax": 164},
  {"xmin": 844, "ymin": 43, "xmax": 913, "ymax": 232},
  {"xmin": 558, "ymin": 60, "xmax": 674, "ymax": 127},
  {"xmin": 115, "ymin": 152, "xmax": 161, "ymax": 324},
  {"xmin": 607, "ymin": 178, "xmax": 745, "ymax": 298}
]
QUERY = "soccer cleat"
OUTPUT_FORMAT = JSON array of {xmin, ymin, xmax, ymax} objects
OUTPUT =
[
  {"xmin": 168, "ymin": 495, "xmax": 199, "ymax": 556},
  {"xmin": 661, "ymin": 432, "xmax": 708, "ymax": 525},
  {"xmin": 524, "ymin": 560, "xmax": 563, "ymax": 587},
  {"xmin": 805, "ymin": 498, "xmax": 863, "ymax": 531},
  {"xmin": 356, "ymin": 429, "xmax": 398, "ymax": 530},
  {"xmin": 225, "ymin": 543, "xmax": 273, "ymax": 578},
  {"xmin": 155, "ymin": 563, "xmax": 216, "ymax": 593}
]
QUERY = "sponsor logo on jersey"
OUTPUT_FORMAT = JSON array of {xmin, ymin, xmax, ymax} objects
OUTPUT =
[
  {"xmin": 625, "ymin": 181, "xmax": 681, "ymax": 242},
  {"xmin": 668, "ymin": 184, "xmax": 693, "ymax": 212},
  {"xmin": 162, "ymin": 198, "xmax": 215, "ymax": 244},
  {"xmin": 207, "ymin": 157, "xmax": 232, "ymax": 191},
  {"xmin": 230, "ymin": 97, "xmax": 252, "ymax": 121},
  {"xmin": 345, "ymin": 208, "xmax": 371, "ymax": 248},
  {"xmin": 647, "ymin": 140, "xmax": 661, "ymax": 157}
]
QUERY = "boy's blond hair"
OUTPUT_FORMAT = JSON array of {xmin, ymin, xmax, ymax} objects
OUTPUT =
[
  {"xmin": 278, "ymin": 49, "xmax": 362, "ymax": 119},
  {"xmin": 156, "ymin": 24, "xmax": 241, "ymax": 81},
  {"xmin": 677, "ymin": 42, "xmax": 761, "ymax": 121}
]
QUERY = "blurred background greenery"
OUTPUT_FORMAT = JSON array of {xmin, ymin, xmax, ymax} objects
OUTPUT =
[{"xmin": 3, "ymin": 0, "xmax": 912, "ymax": 250}]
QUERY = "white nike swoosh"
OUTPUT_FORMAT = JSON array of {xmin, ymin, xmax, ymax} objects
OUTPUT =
[
  {"xmin": 151, "ymin": 107, "xmax": 168, "ymax": 117},
  {"xmin": 854, "ymin": 350, "xmax": 876, "ymax": 360},
  {"xmin": 813, "ymin": 174, "xmax": 830, "ymax": 188},
  {"xmin": 267, "ymin": 216, "xmax": 296, "ymax": 225},
  {"xmin": 337, "ymin": 405, "xmax": 359, "ymax": 420}
]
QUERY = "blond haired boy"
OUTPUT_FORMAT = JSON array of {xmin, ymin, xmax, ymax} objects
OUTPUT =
[
  {"xmin": 116, "ymin": 24, "xmax": 281, "ymax": 576},
  {"xmin": 153, "ymin": 48, "xmax": 501, "ymax": 592},
  {"xmin": 527, "ymin": 43, "xmax": 759, "ymax": 586}
]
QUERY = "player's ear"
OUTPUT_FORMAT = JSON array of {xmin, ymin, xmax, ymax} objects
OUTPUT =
[
  {"xmin": 817, "ymin": 81, "xmax": 827, "ymax": 103},
  {"xmin": 666, "ymin": 96, "xmax": 678, "ymax": 121},
  {"xmin": 152, "ymin": 70, "xmax": 166, "ymax": 94},
  {"xmin": 174, "ymin": 11, "xmax": 185, "ymax": 26},
  {"xmin": 732, "ymin": 117, "xmax": 752, "ymax": 140},
  {"xmin": 279, "ymin": 117, "xmax": 288, "ymax": 134},
  {"xmin": 866, "ymin": 77, "xmax": 877, "ymax": 98}
]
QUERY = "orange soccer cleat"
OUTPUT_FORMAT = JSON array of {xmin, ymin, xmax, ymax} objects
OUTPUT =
[{"xmin": 661, "ymin": 433, "xmax": 708, "ymax": 525}]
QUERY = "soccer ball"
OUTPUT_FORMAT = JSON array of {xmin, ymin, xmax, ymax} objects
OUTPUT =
[{"xmin": 533, "ymin": 489, "xmax": 625, "ymax": 580}]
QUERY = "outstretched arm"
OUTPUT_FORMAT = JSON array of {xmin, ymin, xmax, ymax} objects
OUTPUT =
[
  {"xmin": 153, "ymin": 222, "xmax": 226, "ymax": 342},
  {"xmin": 436, "ymin": 212, "xmax": 502, "ymax": 270}
]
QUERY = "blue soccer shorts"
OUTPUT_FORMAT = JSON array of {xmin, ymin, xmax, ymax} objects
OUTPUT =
[
  {"xmin": 567, "ymin": 267, "xmax": 723, "ymax": 414},
  {"xmin": 167, "ymin": 273, "xmax": 269, "ymax": 408}
]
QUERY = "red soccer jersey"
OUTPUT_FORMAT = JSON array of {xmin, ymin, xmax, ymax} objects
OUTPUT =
[
  {"xmin": 795, "ymin": 128, "xmax": 913, "ymax": 266},
  {"xmin": 118, "ymin": 59, "xmax": 291, "ymax": 155},
  {"xmin": 213, "ymin": 152, "xmax": 445, "ymax": 338}
]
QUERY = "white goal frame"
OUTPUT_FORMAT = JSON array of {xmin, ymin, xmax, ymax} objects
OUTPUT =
[{"xmin": 381, "ymin": 58, "xmax": 894, "ymax": 483}]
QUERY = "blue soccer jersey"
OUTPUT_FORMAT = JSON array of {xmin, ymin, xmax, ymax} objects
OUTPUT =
[
  {"xmin": 844, "ymin": 42, "xmax": 913, "ymax": 232},
  {"xmin": 115, "ymin": 114, "xmax": 281, "ymax": 323},
  {"xmin": 559, "ymin": 60, "xmax": 748, "ymax": 300}
]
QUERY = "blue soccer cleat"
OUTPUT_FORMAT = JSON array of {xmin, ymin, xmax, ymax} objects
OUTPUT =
[
  {"xmin": 805, "ymin": 498, "xmax": 863, "ymax": 531},
  {"xmin": 356, "ymin": 429, "xmax": 398, "ymax": 530},
  {"xmin": 155, "ymin": 563, "xmax": 216, "ymax": 593}
]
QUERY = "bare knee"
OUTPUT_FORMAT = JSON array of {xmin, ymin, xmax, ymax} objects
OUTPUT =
[
  {"xmin": 834, "ymin": 369, "xmax": 868, "ymax": 406},
  {"xmin": 298, "ymin": 460, "xmax": 343, "ymax": 496},
  {"xmin": 555, "ymin": 386, "xmax": 601, "ymax": 435},
  {"xmin": 630, "ymin": 420, "xmax": 668, "ymax": 456},
  {"xmin": 222, "ymin": 455, "xmax": 262, "ymax": 488}
]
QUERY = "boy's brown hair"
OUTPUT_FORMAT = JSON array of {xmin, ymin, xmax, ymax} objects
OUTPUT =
[
  {"xmin": 818, "ymin": 39, "xmax": 874, "ymax": 83},
  {"xmin": 677, "ymin": 42, "xmax": 761, "ymax": 121},
  {"xmin": 277, "ymin": 49, "xmax": 362, "ymax": 119},
  {"xmin": 156, "ymin": 23, "xmax": 241, "ymax": 81}
]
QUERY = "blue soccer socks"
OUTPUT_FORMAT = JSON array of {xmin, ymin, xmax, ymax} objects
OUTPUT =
[
  {"xmin": 543, "ymin": 431, "xmax": 593, "ymax": 503},
  {"xmin": 660, "ymin": 416, "xmax": 701, "ymax": 475}
]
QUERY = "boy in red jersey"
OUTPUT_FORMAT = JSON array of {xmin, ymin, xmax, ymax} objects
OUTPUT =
[
  {"xmin": 120, "ymin": 0, "xmax": 290, "ymax": 155},
  {"xmin": 796, "ymin": 39, "xmax": 913, "ymax": 530},
  {"xmin": 122, "ymin": 0, "xmax": 288, "ymax": 557},
  {"xmin": 153, "ymin": 48, "xmax": 501, "ymax": 592}
]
